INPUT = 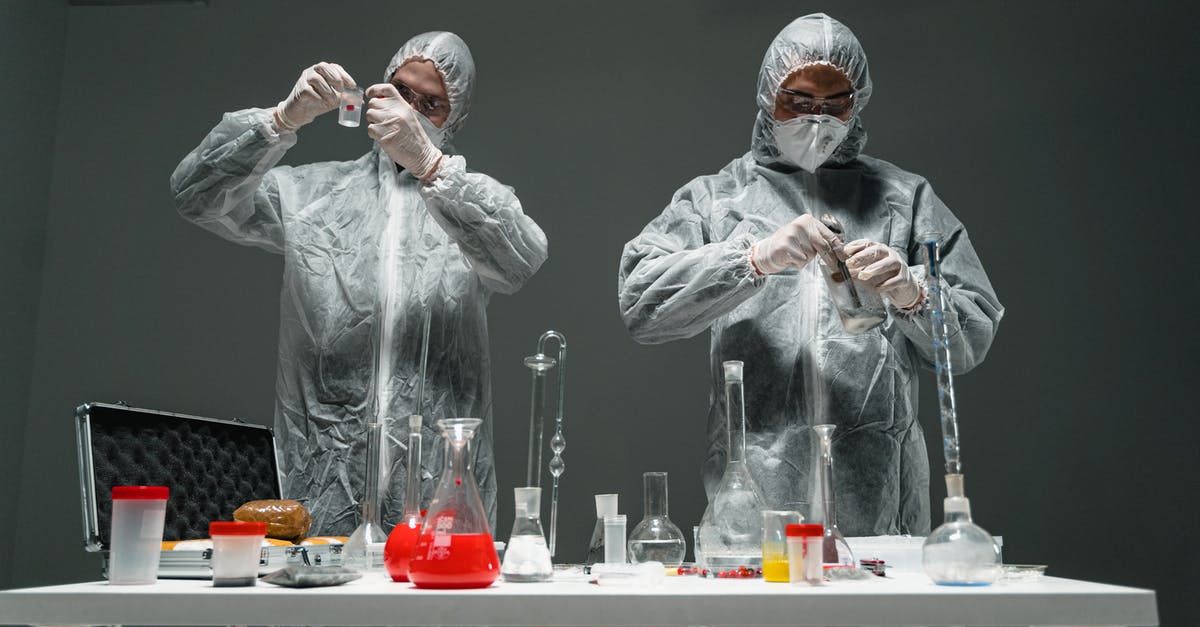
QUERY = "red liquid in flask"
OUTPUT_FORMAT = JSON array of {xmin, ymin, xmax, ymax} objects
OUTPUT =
[
  {"xmin": 407, "ymin": 532, "xmax": 499, "ymax": 589},
  {"xmin": 383, "ymin": 516, "xmax": 422, "ymax": 582}
]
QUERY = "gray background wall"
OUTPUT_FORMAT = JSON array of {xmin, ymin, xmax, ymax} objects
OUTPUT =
[{"xmin": 2, "ymin": 0, "xmax": 1196, "ymax": 624}]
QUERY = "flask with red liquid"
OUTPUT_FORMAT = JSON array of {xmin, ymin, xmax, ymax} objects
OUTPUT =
[
  {"xmin": 407, "ymin": 418, "xmax": 500, "ymax": 589},
  {"xmin": 384, "ymin": 414, "xmax": 426, "ymax": 582}
]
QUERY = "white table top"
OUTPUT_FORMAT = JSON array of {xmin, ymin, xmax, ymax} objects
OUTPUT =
[{"xmin": 0, "ymin": 570, "xmax": 1158, "ymax": 626}]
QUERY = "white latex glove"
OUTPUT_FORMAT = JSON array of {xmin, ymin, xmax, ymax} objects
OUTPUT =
[
  {"xmin": 844, "ymin": 240, "xmax": 923, "ymax": 309},
  {"xmin": 365, "ymin": 83, "xmax": 443, "ymax": 180},
  {"xmin": 751, "ymin": 215, "xmax": 842, "ymax": 275},
  {"xmin": 275, "ymin": 62, "xmax": 356, "ymax": 131}
]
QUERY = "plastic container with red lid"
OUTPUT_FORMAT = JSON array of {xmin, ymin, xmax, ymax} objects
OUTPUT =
[
  {"xmin": 208, "ymin": 520, "xmax": 267, "ymax": 587},
  {"xmin": 112, "ymin": 486, "xmax": 169, "ymax": 500},
  {"xmin": 785, "ymin": 523, "xmax": 824, "ymax": 586},
  {"xmin": 108, "ymin": 485, "xmax": 170, "ymax": 585}
]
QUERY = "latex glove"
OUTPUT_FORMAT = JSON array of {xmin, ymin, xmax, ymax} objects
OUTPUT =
[
  {"xmin": 365, "ymin": 83, "xmax": 443, "ymax": 180},
  {"xmin": 751, "ymin": 215, "xmax": 842, "ymax": 275},
  {"xmin": 844, "ymin": 240, "xmax": 922, "ymax": 308},
  {"xmin": 275, "ymin": 62, "xmax": 356, "ymax": 131}
]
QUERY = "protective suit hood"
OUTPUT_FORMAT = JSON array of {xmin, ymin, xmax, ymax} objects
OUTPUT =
[
  {"xmin": 384, "ymin": 31, "xmax": 476, "ymax": 143},
  {"xmin": 750, "ymin": 13, "xmax": 873, "ymax": 168}
]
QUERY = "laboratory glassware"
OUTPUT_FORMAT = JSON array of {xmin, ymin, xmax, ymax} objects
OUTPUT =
[
  {"xmin": 761, "ymin": 510, "xmax": 802, "ymax": 582},
  {"xmin": 338, "ymin": 87, "xmax": 364, "ymax": 127},
  {"xmin": 818, "ymin": 214, "xmax": 886, "ymax": 333},
  {"xmin": 383, "ymin": 307, "xmax": 432, "ymax": 582},
  {"xmin": 384, "ymin": 414, "xmax": 426, "ymax": 582},
  {"xmin": 500, "ymin": 487, "xmax": 553, "ymax": 582},
  {"xmin": 697, "ymin": 361, "xmax": 767, "ymax": 569},
  {"xmin": 343, "ymin": 421, "xmax": 387, "ymax": 572},
  {"xmin": 811, "ymin": 423, "xmax": 855, "ymax": 568},
  {"xmin": 604, "ymin": 514, "xmax": 627, "ymax": 564},
  {"xmin": 628, "ymin": 472, "xmax": 686, "ymax": 567},
  {"xmin": 524, "ymin": 330, "xmax": 568, "ymax": 557},
  {"xmin": 408, "ymin": 418, "xmax": 500, "ymax": 589},
  {"xmin": 583, "ymin": 493, "xmax": 618, "ymax": 567},
  {"xmin": 918, "ymin": 233, "xmax": 1000, "ymax": 586}
]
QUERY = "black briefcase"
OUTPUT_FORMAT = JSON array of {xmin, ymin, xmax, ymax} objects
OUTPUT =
[{"xmin": 74, "ymin": 401, "xmax": 342, "ymax": 578}]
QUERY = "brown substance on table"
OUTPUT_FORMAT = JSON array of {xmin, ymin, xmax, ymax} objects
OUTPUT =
[{"xmin": 233, "ymin": 499, "xmax": 311, "ymax": 542}]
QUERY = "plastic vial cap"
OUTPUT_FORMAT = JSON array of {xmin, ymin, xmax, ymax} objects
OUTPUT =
[
  {"xmin": 112, "ymin": 486, "xmax": 169, "ymax": 500},
  {"xmin": 514, "ymin": 486, "xmax": 541, "ymax": 517},
  {"xmin": 786, "ymin": 523, "xmax": 823, "ymax": 537},
  {"xmin": 944, "ymin": 496, "xmax": 972, "ymax": 515},
  {"xmin": 595, "ymin": 493, "xmax": 618, "ymax": 518},
  {"xmin": 209, "ymin": 521, "xmax": 267, "ymax": 536},
  {"xmin": 604, "ymin": 514, "xmax": 626, "ymax": 526},
  {"xmin": 409, "ymin": 414, "xmax": 422, "ymax": 431},
  {"xmin": 723, "ymin": 360, "xmax": 744, "ymax": 382}
]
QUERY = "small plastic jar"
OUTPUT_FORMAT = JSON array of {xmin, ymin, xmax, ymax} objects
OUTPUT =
[
  {"xmin": 786, "ymin": 523, "xmax": 824, "ymax": 586},
  {"xmin": 209, "ymin": 521, "xmax": 267, "ymax": 587},
  {"xmin": 109, "ymin": 486, "xmax": 170, "ymax": 585}
]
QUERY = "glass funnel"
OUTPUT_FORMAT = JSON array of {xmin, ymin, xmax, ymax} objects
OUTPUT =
[
  {"xmin": 697, "ymin": 361, "xmax": 766, "ymax": 569},
  {"xmin": 384, "ymin": 414, "xmax": 425, "ymax": 582},
  {"xmin": 501, "ymin": 487, "xmax": 553, "ymax": 582},
  {"xmin": 408, "ymin": 418, "xmax": 500, "ymax": 589},
  {"xmin": 628, "ymin": 472, "xmax": 686, "ymax": 567},
  {"xmin": 811, "ymin": 424, "xmax": 855, "ymax": 567}
]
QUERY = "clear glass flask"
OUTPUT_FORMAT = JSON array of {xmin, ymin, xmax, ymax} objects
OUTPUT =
[
  {"xmin": 628, "ymin": 472, "xmax": 686, "ymax": 567},
  {"xmin": 343, "ymin": 421, "xmax": 387, "ymax": 572},
  {"xmin": 501, "ymin": 487, "xmax": 553, "ymax": 582},
  {"xmin": 811, "ymin": 424, "xmax": 855, "ymax": 567},
  {"xmin": 384, "ymin": 414, "xmax": 425, "ymax": 582},
  {"xmin": 923, "ymin": 492, "xmax": 1001, "ymax": 585},
  {"xmin": 697, "ymin": 361, "xmax": 766, "ymax": 569},
  {"xmin": 408, "ymin": 418, "xmax": 500, "ymax": 589},
  {"xmin": 583, "ymin": 493, "xmax": 618, "ymax": 567}
]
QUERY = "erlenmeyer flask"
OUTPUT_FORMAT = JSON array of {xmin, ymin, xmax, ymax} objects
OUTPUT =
[
  {"xmin": 583, "ymin": 493, "xmax": 618, "ymax": 567},
  {"xmin": 628, "ymin": 472, "xmax": 686, "ymax": 567},
  {"xmin": 697, "ymin": 361, "xmax": 766, "ymax": 569},
  {"xmin": 408, "ymin": 418, "xmax": 500, "ymax": 589},
  {"xmin": 500, "ymin": 487, "xmax": 553, "ymax": 582},
  {"xmin": 384, "ymin": 414, "xmax": 425, "ymax": 582},
  {"xmin": 811, "ymin": 424, "xmax": 855, "ymax": 567}
]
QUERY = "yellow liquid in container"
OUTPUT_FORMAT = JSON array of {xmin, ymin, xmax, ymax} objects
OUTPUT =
[{"xmin": 763, "ymin": 559, "xmax": 790, "ymax": 582}]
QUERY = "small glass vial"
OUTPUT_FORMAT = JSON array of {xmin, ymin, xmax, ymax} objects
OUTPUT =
[
  {"xmin": 786, "ymin": 523, "xmax": 824, "ymax": 586},
  {"xmin": 338, "ymin": 87, "xmax": 364, "ymax": 127}
]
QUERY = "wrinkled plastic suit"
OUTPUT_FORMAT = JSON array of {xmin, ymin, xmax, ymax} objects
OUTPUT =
[
  {"xmin": 171, "ymin": 32, "xmax": 547, "ymax": 534},
  {"xmin": 618, "ymin": 14, "xmax": 1002, "ymax": 535}
]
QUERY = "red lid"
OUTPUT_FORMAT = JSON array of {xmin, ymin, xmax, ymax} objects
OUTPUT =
[
  {"xmin": 786, "ymin": 523, "xmax": 824, "ymax": 537},
  {"xmin": 111, "ymin": 486, "xmax": 169, "ymax": 500},
  {"xmin": 209, "ymin": 521, "xmax": 267, "ymax": 536}
]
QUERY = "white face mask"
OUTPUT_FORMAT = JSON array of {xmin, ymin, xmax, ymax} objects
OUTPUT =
[
  {"xmin": 419, "ymin": 113, "xmax": 446, "ymax": 148},
  {"xmin": 773, "ymin": 114, "xmax": 851, "ymax": 173}
]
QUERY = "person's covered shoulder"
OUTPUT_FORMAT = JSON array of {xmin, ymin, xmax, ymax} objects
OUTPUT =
[
  {"xmin": 666, "ymin": 153, "xmax": 759, "ymax": 218},
  {"xmin": 273, "ymin": 152, "xmax": 377, "ymax": 219},
  {"xmin": 847, "ymin": 154, "xmax": 932, "ymax": 202}
]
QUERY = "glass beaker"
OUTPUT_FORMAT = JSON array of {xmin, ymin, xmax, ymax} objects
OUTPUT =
[
  {"xmin": 761, "ymin": 510, "xmax": 802, "ymax": 582},
  {"xmin": 923, "ymin": 495, "xmax": 1001, "ymax": 586},
  {"xmin": 628, "ymin": 472, "xmax": 686, "ymax": 567},
  {"xmin": 583, "ymin": 493, "xmax": 618, "ymax": 567},
  {"xmin": 384, "ymin": 414, "xmax": 426, "ymax": 582},
  {"xmin": 501, "ymin": 487, "xmax": 553, "ymax": 582},
  {"xmin": 338, "ymin": 86, "xmax": 364, "ymax": 127},
  {"xmin": 407, "ymin": 418, "xmax": 500, "ymax": 589},
  {"xmin": 697, "ymin": 361, "xmax": 767, "ymax": 569},
  {"xmin": 811, "ymin": 424, "xmax": 855, "ymax": 568}
]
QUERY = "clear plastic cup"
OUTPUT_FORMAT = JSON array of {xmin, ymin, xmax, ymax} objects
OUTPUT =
[
  {"xmin": 786, "ymin": 523, "xmax": 824, "ymax": 586},
  {"xmin": 209, "ymin": 521, "xmax": 267, "ymax": 587},
  {"xmin": 761, "ymin": 510, "xmax": 802, "ymax": 583},
  {"xmin": 108, "ymin": 486, "xmax": 169, "ymax": 585},
  {"xmin": 338, "ymin": 87, "xmax": 364, "ymax": 127}
]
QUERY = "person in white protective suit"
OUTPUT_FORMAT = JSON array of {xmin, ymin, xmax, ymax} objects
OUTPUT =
[
  {"xmin": 172, "ymin": 32, "xmax": 547, "ymax": 534},
  {"xmin": 618, "ymin": 14, "xmax": 1002, "ymax": 535}
]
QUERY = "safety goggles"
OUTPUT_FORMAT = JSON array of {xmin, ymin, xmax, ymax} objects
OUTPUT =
[
  {"xmin": 394, "ymin": 82, "xmax": 451, "ymax": 117},
  {"xmin": 777, "ymin": 88, "xmax": 855, "ymax": 116}
]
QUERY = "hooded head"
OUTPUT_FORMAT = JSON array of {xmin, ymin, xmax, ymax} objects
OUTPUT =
[
  {"xmin": 750, "ymin": 14, "xmax": 873, "ymax": 168},
  {"xmin": 383, "ymin": 31, "xmax": 476, "ymax": 144}
]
